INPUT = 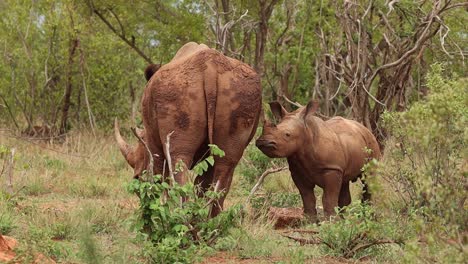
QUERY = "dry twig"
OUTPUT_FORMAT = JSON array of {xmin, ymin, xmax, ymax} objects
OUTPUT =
[
  {"xmin": 164, "ymin": 131, "xmax": 175, "ymax": 185},
  {"xmin": 5, "ymin": 148, "xmax": 15, "ymax": 194},
  {"xmin": 131, "ymin": 127, "xmax": 155, "ymax": 180},
  {"xmin": 247, "ymin": 166, "xmax": 288, "ymax": 203}
]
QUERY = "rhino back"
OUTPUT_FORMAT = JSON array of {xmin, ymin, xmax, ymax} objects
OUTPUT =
[
  {"xmin": 143, "ymin": 45, "xmax": 261, "ymax": 154},
  {"xmin": 325, "ymin": 117, "xmax": 380, "ymax": 180}
]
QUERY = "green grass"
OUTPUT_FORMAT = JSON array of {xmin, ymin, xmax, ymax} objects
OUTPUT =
[{"xmin": 0, "ymin": 131, "xmax": 463, "ymax": 263}]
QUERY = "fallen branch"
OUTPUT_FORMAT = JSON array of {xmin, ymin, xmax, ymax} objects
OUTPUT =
[
  {"xmin": 344, "ymin": 239, "xmax": 402, "ymax": 258},
  {"xmin": 281, "ymin": 234, "xmax": 322, "ymax": 245},
  {"xmin": 282, "ymin": 231, "xmax": 401, "ymax": 257},
  {"xmin": 247, "ymin": 166, "xmax": 288, "ymax": 203},
  {"xmin": 281, "ymin": 229, "xmax": 319, "ymax": 234}
]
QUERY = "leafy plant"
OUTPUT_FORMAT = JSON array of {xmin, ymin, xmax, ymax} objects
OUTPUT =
[
  {"xmin": 192, "ymin": 144, "xmax": 225, "ymax": 176},
  {"xmin": 318, "ymin": 202, "xmax": 408, "ymax": 259},
  {"xmin": 127, "ymin": 144, "xmax": 241, "ymax": 263},
  {"xmin": 381, "ymin": 64, "xmax": 467, "ymax": 228},
  {"xmin": 0, "ymin": 198, "xmax": 15, "ymax": 234}
]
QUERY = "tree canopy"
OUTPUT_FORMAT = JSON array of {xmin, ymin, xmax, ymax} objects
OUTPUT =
[{"xmin": 0, "ymin": 0, "xmax": 466, "ymax": 137}]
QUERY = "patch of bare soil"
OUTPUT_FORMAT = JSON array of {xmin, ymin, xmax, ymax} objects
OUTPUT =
[
  {"xmin": 201, "ymin": 252, "xmax": 366, "ymax": 263},
  {"xmin": 268, "ymin": 207, "xmax": 304, "ymax": 229},
  {"xmin": 0, "ymin": 235, "xmax": 55, "ymax": 264},
  {"xmin": 0, "ymin": 235, "xmax": 16, "ymax": 262},
  {"xmin": 200, "ymin": 251, "xmax": 281, "ymax": 263}
]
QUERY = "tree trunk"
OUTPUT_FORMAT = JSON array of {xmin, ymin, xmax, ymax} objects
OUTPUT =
[
  {"xmin": 254, "ymin": 0, "xmax": 279, "ymax": 76},
  {"xmin": 129, "ymin": 81, "xmax": 137, "ymax": 125},
  {"xmin": 60, "ymin": 38, "xmax": 79, "ymax": 134}
]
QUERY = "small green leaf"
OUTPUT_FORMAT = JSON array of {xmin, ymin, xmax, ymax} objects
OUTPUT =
[{"xmin": 206, "ymin": 156, "xmax": 215, "ymax": 166}]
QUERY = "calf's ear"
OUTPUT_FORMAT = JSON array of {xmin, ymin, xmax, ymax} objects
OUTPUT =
[
  {"xmin": 269, "ymin": 101, "xmax": 288, "ymax": 122},
  {"xmin": 302, "ymin": 100, "xmax": 319, "ymax": 120}
]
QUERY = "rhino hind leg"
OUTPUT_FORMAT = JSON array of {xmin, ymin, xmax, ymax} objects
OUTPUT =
[
  {"xmin": 194, "ymin": 165, "xmax": 214, "ymax": 196},
  {"xmin": 338, "ymin": 182, "xmax": 351, "ymax": 208},
  {"xmin": 209, "ymin": 161, "xmax": 236, "ymax": 217}
]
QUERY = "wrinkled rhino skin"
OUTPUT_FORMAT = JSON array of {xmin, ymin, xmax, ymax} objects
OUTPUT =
[
  {"xmin": 256, "ymin": 101, "xmax": 380, "ymax": 221},
  {"xmin": 116, "ymin": 42, "xmax": 262, "ymax": 216}
]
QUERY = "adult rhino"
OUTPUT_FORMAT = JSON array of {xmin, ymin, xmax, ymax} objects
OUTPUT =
[
  {"xmin": 256, "ymin": 100, "xmax": 380, "ymax": 222},
  {"xmin": 115, "ymin": 42, "xmax": 262, "ymax": 216}
]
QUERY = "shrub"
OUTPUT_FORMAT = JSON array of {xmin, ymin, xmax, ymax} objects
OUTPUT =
[
  {"xmin": 318, "ymin": 202, "xmax": 410, "ymax": 259},
  {"xmin": 381, "ymin": 64, "xmax": 467, "ymax": 229},
  {"xmin": 0, "ymin": 198, "xmax": 15, "ymax": 235},
  {"xmin": 127, "ymin": 145, "xmax": 242, "ymax": 263}
]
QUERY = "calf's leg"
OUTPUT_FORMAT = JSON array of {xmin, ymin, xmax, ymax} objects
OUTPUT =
[
  {"xmin": 322, "ymin": 170, "xmax": 343, "ymax": 219},
  {"xmin": 290, "ymin": 170, "xmax": 318, "ymax": 222}
]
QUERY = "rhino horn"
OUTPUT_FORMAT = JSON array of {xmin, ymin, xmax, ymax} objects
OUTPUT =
[{"xmin": 114, "ymin": 118, "xmax": 136, "ymax": 168}]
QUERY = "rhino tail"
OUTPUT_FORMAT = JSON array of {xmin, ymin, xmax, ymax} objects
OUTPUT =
[{"xmin": 203, "ymin": 66, "xmax": 218, "ymax": 144}]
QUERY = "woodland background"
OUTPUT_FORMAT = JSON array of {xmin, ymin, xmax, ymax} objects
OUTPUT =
[
  {"xmin": 0, "ymin": 0, "xmax": 466, "ymax": 263},
  {"xmin": 0, "ymin": 0, "xmax": 466, "ymax": 137}
]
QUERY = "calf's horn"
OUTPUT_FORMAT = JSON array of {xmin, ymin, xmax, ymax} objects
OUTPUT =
[{"xmin": 114, "ymin": 118, "xmax": 136, "ymax": 167}]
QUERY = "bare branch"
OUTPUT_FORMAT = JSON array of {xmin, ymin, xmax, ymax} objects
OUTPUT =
[
  {"xmin": 282, "ymin": 95, "xmax": 303, "ymax": 108},
  {"xmin": 247, "ymin": 166, "xmax": 288, "ymax": 203},
  {"xmin": 164, "ymin": 131, "xmax": 175, "ymax": 184},
  {"xmin": 131, "ymin": 127, "xmax": 155, "ymax": 180},
  {"xmin": 345, "ymin": 239, "xmax": 402, "ymax": 258},
  {"xmin": 4, "ymin": 148, "xmax": 15, "ymax": 194},
  {"xmin": 108, "ymin": 8, "xmax": 126, "ymax": 37},
  {"xmin": 281, "ymin": 234, "xmax": 322, "ymax": 245},
  {"xmin": 86, "ymin": 1, "xmax": 153, "ymax": 64}
]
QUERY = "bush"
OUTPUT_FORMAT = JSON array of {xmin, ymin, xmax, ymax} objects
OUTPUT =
[
  {"xmin": 381, "ymin": 64, "xmax": 467, "ymax": 229},
  {"xmin": 318, "ymin": 202, "xmax": 411, "ymax": 259},
  {"xmin": 127, "ymin": 145, "xmax": 242, "ymax": 263},
  {"xmin": 0, "ymin": 198, "xmax": 15, "ymax": 235},
  {"xmin": 377, "ymin": 64, "xmax": 467, "ymax": 262}
]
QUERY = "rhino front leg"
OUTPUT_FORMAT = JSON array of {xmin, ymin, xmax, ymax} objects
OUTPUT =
[
  {"xmin": 299, "ymin": 187, "xmax": 318, "ymax": 222},
  {"xmin": 322, "ymin": 170, "xmax": 343, "ymax": 220},
  {"xmin": 290, "ymin": 170, "xmax": 318, "ymax": 222}
]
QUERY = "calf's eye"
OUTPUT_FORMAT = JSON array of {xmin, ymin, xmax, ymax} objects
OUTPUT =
[{"xmin": 285, "ymin": 132, "xmax": 291, "ymax": 137}]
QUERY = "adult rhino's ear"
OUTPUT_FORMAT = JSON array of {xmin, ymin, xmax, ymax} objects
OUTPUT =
[
  {"xmin": 302, "ymin": 100, "xmax": 319, "ymax": 120},
  {"xmin": 144, "ymin": 63, "xmax": 161, "ymax": 81},
  {"xmin": 269, "ymin": 101, "xmax": 288, "ymax": 122}
]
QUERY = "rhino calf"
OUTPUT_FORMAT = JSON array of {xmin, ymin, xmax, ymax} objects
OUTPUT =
[{"xmin": 256, "ymin": 100, "xmax": 380, "ymax": 221}]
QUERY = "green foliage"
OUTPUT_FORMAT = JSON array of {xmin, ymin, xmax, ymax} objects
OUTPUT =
[
  {"xmin": 192, "ymin": 144, "xmax": 225, "ymax": 176},
  {"xmin": 250, "ymin": 192, "xmax": 301, "ymax": 212},
  {"xmin": 127, "ymin": 145, "xmax": 241, "ymax": 263},
  {"xmin": 381, "ymin": 64, "xmax": 467, "ymax": 228},
  {"xmin": 17, "ymin": 224, "xmax": 70, "ymax": 260},
  {"xmin": 78, "ymin": 224, "xmax": 103, "ymax": 264},
  {"xmin": 318, "ymin": 202, "xmax": 410, "ymax": 259},
  {"xmin": 0, "ymin": 197, "xmax": 16, "ymax": 235},
  {"xmin": 128, "ymin": 175, "xmax": 241, "ymax": 263}
]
